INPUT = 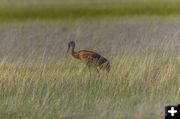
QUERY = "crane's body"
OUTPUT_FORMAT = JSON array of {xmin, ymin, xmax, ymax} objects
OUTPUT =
[{"xmin": 67, "ymin": 41, "xmax": 110, "ymax": 75}]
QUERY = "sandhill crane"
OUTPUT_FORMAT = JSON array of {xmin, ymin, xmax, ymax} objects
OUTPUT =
[{"xmin": 67, "ymin": 41, "xmax": 110, "ymax": 76}]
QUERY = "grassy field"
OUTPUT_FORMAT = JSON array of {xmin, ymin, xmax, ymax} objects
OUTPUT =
[
  {"xmin": 0, "ymin": 56, "xmax": 179, "ymax": 119},
  {"xmin": 0, "ymin": 19, "xmax": 179, "ymax": 119},
  {"xmin": 0, "ymin": 0, "xmax": 179, "ymax": 119},
  {"xmin": 1, "ymin": 1, "xmax": 180, "ymax": 22}
]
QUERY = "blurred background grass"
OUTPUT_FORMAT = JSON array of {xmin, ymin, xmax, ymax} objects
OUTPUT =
[{"xmin": 1, "ymin": 0, "xmax": 180, "ymax": 22}]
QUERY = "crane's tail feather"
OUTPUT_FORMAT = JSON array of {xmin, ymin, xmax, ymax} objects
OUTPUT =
[{"xmin": 99, "ymin": 60, "xmax": 110, "ymax": 73}]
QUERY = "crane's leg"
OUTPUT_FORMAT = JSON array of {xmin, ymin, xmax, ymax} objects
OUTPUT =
[
  {"xmin": 88, "ymin": 66, "xmax": 91, "ymax": 79},
  {"xmin": 95, "ymin": 67, "xmax": 100, "ymax": 77},
  {"xmin": 86, "ymin": 64, "xmax": 91, "ymax": 79},
  {"xmin": 106, "ymin": 70, "xmax": 110, "ymax": 80}
]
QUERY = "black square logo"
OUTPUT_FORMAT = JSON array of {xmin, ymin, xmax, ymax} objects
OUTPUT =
[{"xmin": 165, "ymin": 104, "xmax": 180, "ymax": 119}]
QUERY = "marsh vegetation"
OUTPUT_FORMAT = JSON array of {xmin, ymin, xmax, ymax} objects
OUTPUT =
[{"xmin": 0, "ymin": 1, "xmax": 179, "ymax": 119}]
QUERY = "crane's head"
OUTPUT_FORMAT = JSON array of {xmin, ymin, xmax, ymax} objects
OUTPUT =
[{"xmin": 67, "ymin": 41, "xmax": 75, "ymax": 53}]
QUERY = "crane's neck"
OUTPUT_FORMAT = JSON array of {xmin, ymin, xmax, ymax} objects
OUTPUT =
[{"xmin": 70, "ymin": 44, "xmax": 75, "ymax": 54}]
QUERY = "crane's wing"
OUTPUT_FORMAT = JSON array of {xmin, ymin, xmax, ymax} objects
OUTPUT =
[{"xmin": 78, "ymin": 50, "xmax": 108, "ymax": 64}]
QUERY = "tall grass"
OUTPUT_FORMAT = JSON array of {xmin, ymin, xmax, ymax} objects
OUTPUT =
[
  {"xmin": 0, "ymin": 56, "xmax": 179, "ymax": 119},
  {"xmin": 0, "ymin": 19, "xmax": 179, "ymax": 119}
]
